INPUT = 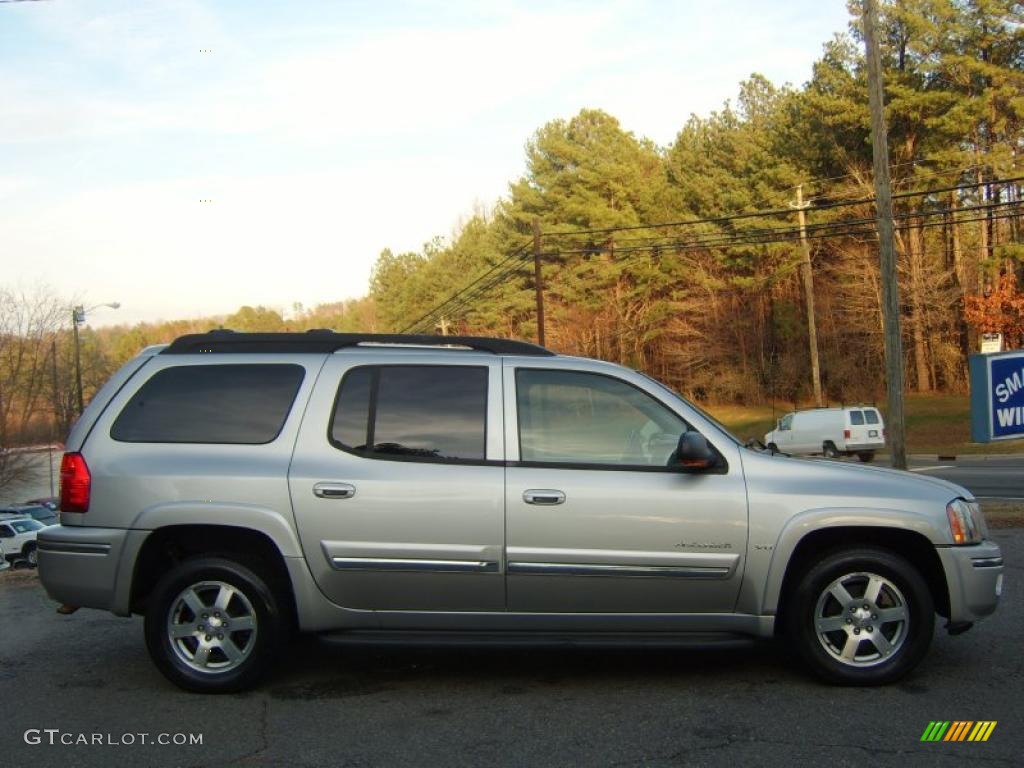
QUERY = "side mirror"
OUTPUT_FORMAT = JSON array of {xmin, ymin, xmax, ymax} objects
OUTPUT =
[{"xmin": 675, "ymin": 431, "xmax": 716, "ymax": 470}]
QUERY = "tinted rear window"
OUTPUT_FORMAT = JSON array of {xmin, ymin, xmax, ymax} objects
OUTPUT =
[
  {"xmin": 111, "ymin": 364, "xmax": 304, "ymax": 444},
  {"xmin": 864, "ymin": 409, "xmax": 880, "ymax": 424},
  {"xmin": 330, "ymin": 365, "xmax": 488, "ymax": 462},
  {"xmin": 848, "ymin": 410, "xmax": 864, "ymax": 425}
]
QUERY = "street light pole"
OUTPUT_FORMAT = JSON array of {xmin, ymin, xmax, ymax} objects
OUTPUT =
[
  {"xmin": 72, "ymin": 302, "xmax": 121, "ymax": 415},
  {"xmin": 72, "ymin": 306, "xmax": 85, "ymax": 415}
]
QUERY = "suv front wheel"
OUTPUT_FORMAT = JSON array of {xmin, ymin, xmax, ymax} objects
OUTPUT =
[
  {"xmin": 144, "ymin": 556, "xmax": 287, "ymax": 693},
  {"xmin": 786, "ymin": 547, "xmax": 934, "ymax": 685}
]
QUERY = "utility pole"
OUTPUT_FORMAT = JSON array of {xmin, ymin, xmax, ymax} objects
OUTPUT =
[
  {"xmin": 863, "ymin": 0, "xmax": 908, "ymax": 470},
  {"xmin": 50, "ymin": 338, "xmax": 60, "ymax": 495},
  {"xmin": 532, "ymin": 218, "xmax": 546, "ymax": 347},
  {"xmin": 791, "ymin": 184, "xmax": 824, "ymax": 407}
]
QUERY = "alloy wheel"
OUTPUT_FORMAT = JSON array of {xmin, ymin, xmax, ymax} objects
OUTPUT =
[
  {"xmin": 166, "ymin": 580, "xmax": 258, "ymax": 674},
  {"xmin": 813, "ymin": 571, "xmax": 909, "ymax": 667}
]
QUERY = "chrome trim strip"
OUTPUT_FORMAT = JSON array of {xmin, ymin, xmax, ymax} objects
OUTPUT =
[
  {"xmin": 507, "ymin": 562, "xmax": 731, "ymax": 578},
  {"xmin": 971, "ymin": 557, "xmax": 1004, "ymax": 568},
  {"xmin": 37, "ymin": 541, "xmax": 111, "ymax": 556},
  {"xmin": 331, "ymin": 557, "xmax": 499, "ymax": 573}
]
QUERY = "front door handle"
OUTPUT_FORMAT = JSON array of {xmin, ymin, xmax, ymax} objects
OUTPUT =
[
  {"xmin": 313, "ymin": 482, "xmax": 356, "ymax": 500},
  {"xmin": 523, "ymin": 489, "xmax": 565, "ymax": 505}
]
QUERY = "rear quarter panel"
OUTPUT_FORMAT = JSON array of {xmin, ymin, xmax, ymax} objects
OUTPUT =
[{"xmin": 72, "ymin": 354, "xmax": 326, "ymax": 552}]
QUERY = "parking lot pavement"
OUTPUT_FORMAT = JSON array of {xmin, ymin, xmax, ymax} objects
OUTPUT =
[{"xmin": 0, "ymin": 530, "xmax": 1020, "ymax": 768}]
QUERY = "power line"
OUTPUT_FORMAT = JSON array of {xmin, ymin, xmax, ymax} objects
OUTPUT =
[
  {"xmin": 547, "ymin": 199, "xmax": 1021, "ymax": 257},
  {"xmin": 402, "ymin": 205, "xmax": 1022, "ymax": 338},
  {"xmin": 403, "ymin": 253, "xmax": 534, "ymax": 334},
  {"xmin": 405, "ymin": 257, "xmax": 531, "ymax": 334},
  {"xmin": 397, "ymin": 176, "xmax": 1022, "ymax": 335},
  {"xmin": 397, "ymin": 242, "xmax": 531, "ymax": 333},
  {"xmin": 537, "ymin": 175, "xmax": 1023, "ymax": 240}
]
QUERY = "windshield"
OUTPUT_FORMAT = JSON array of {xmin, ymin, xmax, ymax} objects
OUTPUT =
[
  {"xmin": 11, "ymin": 519, "xmax": 44, "ymax": 533},
  {"xmin": 635, "ymin": 373, "xmax": 741, "ymax": 446}
]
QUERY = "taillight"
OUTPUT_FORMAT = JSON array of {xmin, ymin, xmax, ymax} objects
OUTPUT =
[
  {"xmin": 843, "ymin": 429, "xmax": 851, "ymax": 439},
  {"xmin": 59, "ymin": 452, "xmax": 91, "ymax": 513}
]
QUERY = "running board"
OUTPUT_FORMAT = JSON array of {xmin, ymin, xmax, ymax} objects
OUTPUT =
[{"xmin": 318, "ymin": 630, "xmax": 756, "ymax": 650}]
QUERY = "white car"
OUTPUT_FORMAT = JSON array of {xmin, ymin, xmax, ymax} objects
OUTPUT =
[
  {"xmin": 764, "ymin": 407, "xmax": 885, "ymax": 462},
  {"xmin": 0, "ymin": 517, "xmax": 46, "ymax": 567}
]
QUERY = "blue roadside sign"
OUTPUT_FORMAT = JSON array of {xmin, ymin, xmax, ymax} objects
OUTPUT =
[{"xmin": 970, "ymin": 350, "xmax": 1024, "ymax": 442}]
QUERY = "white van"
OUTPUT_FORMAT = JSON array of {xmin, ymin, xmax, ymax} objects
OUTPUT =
[{"xmin": 764, "ymin": 407, "xmax": 885, "ymax": 462}]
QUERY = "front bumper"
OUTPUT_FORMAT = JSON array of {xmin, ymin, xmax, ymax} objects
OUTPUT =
[
  {"xmin": 937, "ymin": 539, "xmax": 1004, "ymax": 623},
  {"xmin": 37, "ymin": 526, "xmax": 131, "ymax": 614}
]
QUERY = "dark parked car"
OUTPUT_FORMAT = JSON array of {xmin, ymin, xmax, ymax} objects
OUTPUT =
[
  {"xmin": 0, "ymin": 504, "xmax": 58, "ymax": 527},
  {"xmin": 26, "ymin": 496, "xmax": 58, "ymax": 511}
]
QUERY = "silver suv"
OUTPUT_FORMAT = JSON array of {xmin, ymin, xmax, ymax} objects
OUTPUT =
[{"xmin": 38, "ymin": 332, "xmax": 1004, "ymax": 692}]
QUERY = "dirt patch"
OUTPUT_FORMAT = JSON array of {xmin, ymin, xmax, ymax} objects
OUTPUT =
[
  {"xmin": 0, "ymin": 567, "xmax": 40, "ymax": 585},
  {"xmin": 981, "ymin": 501, "xmax": 1024, "ymax": 528}
]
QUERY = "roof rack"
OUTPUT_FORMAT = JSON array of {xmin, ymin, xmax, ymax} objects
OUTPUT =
[{"xmin": 161, "ymin": 331, "xmax": 555, "ymax": 357}]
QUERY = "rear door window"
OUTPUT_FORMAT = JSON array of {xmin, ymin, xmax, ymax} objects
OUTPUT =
[
  {"xmin": 864, "ymin": 409, "xmax": 880, "ymax": 424},
  {"xmin": 111, "ymin": 364, "xmax": 305, "ymax": 444},
  {"xmin": 848, "ymin": 410, "xmax": 865, "ymax": 425},
  {"xmin": 330, "ymin": 365, "xmax": 488, "ymax": 462}
]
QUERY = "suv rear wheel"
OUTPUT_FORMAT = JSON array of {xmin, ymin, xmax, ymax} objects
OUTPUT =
[
  {"xmin": 144, "ymin": 556, "xmax": 287, "ymax": 693},
  {"xmin": 786, "ymin": 547, "xmax": 934, "ymax": 685}
]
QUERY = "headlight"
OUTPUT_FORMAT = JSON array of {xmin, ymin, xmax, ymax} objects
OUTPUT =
[{"xmin": 946, "ymin": 498, "xmax": 982, "ymax": 545}]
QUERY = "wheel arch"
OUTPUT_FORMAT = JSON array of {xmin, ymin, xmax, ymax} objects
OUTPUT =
[
  {"xmin": 129, "ymin": 524, "xmax": 298, "ymax": 630},
  {"xmin": 766, "ymin": 521, "xmax": 950, "ymax": 626}
]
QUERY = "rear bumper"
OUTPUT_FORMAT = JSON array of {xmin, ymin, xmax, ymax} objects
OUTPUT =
[
  {"xmin": 37, "ymin": 526, "xmax": 132, "ymax": 614},
  {"xmin": 938, "ymin": 540, "xmax": 1003, "ymax": 623},
  {"xmin": 843, "ymin": 443, "xmax": 884, "ymax": 452}
]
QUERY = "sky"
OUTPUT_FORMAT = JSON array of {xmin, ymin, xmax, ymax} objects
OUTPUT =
[{"xmin": 0, "ymin": 0, "xmax": 853, "ymax": 327}]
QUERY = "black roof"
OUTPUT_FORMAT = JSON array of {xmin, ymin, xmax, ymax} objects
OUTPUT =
[{"xmin": 162, "ymin": 331, "xmax": 555, "ymax": 357}]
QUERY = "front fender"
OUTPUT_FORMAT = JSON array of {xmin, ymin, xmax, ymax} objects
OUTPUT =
[{"xmin": 759, "ymin": 506, "xmax": 945, "ymax": 615}]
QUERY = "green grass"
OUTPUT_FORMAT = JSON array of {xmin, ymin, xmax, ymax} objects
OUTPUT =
[{"xmin": 705, "ymin": 393, "xmax": 1024, "ymax": 456}]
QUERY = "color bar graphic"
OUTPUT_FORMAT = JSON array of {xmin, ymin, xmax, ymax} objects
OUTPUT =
[{"xmin": 920, "ymin": 721, "xmax": 996, "ymax": 742}]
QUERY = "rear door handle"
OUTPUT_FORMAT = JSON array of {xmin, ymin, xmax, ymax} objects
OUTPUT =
[
  {"xmin": 523, "ymin": 489, "xmax": 565, "ymax": 505},
  {"xmin": 313, "ymin": 482, "xmax": 356, "ymax": 500}
]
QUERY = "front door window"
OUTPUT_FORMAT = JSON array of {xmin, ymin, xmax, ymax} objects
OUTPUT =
[{"xmin": 515, "ymin": 369, "xmax": 687, "ymax": 468}]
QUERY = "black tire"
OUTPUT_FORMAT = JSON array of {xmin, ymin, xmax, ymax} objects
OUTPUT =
[
  {"xmin": 822, "ymin": 441, "xmax": 840, "ymax": 459},
  {"xmin": 857, "ymin": 451, "xmax": 876, "ymax": 463},
  {"xmin": 144, "ymin": 556, "xmax": 287, "ymax": 693},
  {"xmin": 785, "ymin": 547, "xmax": 934, "ymax": 685},
  {"xmin": 767, "ymin": 443, "xmax": 779, "ymax": 454},
  {"xmin": 22, "ymin": 543, "xmax": 37, "ymax": 567}
]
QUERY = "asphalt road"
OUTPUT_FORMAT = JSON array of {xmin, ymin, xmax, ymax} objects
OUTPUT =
[
  {"xmin": 905, "ymin": 455, "xmax": 1024, "ymax": 500},
  {"xmin": 1, "ymin": 530, "xmax": 1021, "ymax": 768}
]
